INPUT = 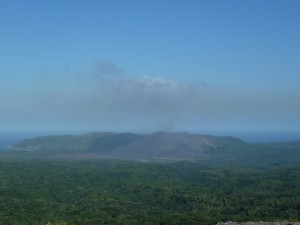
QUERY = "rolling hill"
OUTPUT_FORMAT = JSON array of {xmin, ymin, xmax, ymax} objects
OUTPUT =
[{"xmin": 6, "ymin": 131, "xmax": 300, "ymax": 164}]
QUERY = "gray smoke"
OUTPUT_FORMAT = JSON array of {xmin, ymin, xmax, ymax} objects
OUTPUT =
[{"xmin": 1, "ymin": 61, "xmax": 300, "ymax": 131}]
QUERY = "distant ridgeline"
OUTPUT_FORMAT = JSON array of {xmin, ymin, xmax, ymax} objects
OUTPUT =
[{"xmin": 4, "ymin": 131, "xmax": 300, "ymax": 164}]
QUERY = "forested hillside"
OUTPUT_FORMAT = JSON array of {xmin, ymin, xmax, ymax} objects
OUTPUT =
[
  {"xmin": 9, "ymin": 132, "xmax": 245, "ymax": 160},
  {"xmin": 7, "ymin": 132, "xmax": 300, "ymax": 165},
  {"xmin": 0, "ymin": 160, "xmax": 299, "ymax": 225}
]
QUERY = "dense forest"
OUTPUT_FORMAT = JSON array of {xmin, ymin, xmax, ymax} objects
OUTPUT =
[{"xmin": 0, "ymin": 159, "xmax": 299, "ymax": 225}]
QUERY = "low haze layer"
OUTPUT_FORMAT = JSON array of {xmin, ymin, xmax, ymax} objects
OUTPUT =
[{"xmin": 1, "ymin": 0, "xmax": 299, "ymax": 131}]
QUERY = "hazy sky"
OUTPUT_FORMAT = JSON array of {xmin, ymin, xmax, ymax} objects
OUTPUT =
[{"xmin": 1, "ymin": 0, "xmax": 300, "ymax": 132}]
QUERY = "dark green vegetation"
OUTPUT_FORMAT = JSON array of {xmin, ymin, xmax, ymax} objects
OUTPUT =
[
  {"xmin": 0, "ymin": 160, "xmax": 299, "ymax": 225},
  {"xmin": 1, "ymin": 132, "xmax": 300, "ymax": 224}
]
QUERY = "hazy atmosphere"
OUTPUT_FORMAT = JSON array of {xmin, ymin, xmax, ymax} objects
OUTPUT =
[
  {"xmin": 1, "ymin": 2, "xmax": 300, "ymax": 225},
  {"xmin": 1, "ymin": 0, "xmax": 300, "ymax": 132}
]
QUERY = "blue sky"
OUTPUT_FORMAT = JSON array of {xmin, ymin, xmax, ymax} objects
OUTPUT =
[{"xmin": 0, "ymin": 0, "xmax": 300, "ymax": 132}]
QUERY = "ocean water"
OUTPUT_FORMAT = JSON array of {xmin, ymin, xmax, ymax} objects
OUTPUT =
[{"xmin": 0, "ymin": 131, "xmax": 45, "ymax": 150}]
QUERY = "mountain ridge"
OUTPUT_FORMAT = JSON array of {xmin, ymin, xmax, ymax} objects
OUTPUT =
[
  {"xmin": 7, "ymin": 131, "xmax": 300, "ymax": 163},
  {"xmin": 9, "ymin": 131, "xmax": 245, "ymax": 160}
]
